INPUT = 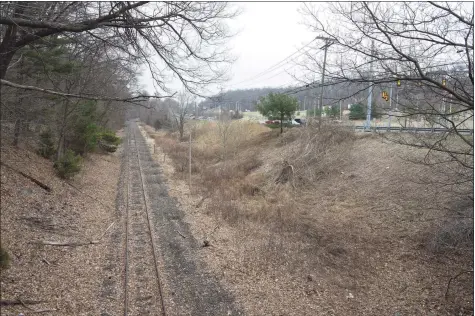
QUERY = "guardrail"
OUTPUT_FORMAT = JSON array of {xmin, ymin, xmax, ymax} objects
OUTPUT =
[{"xmin": 354, "ymin": 126, "xmax": 474, "ymax": 135}]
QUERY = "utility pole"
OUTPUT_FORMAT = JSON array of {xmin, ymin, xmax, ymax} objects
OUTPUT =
[
  {"xmin": 318, "ymin": 40, "xmax": 329, "ymax": 129},
  {"xmin": 388, "ymin": 82, "xmax": 393, "ymax": 128},
  {"xmin": 396, "ymin": 83, "xmax": 399, "ymax": 110},
  {"xmin": 389, "ymin": 64, "xmax": 398, "ymax": 128},
  {"xmin": 365, "ymin": 40, "xmax": 375, "ymax": 130},
  {"xmin": 310, "ymin": 36, "xmax": 336, "ymax": 129},
  {"xmin": 189, "ymin": 132, "xmax": 192, "ymax": 189}
]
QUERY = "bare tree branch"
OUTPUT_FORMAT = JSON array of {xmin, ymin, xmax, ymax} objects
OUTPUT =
[{"xmin": 1, "ymin": 79, "xmax": 175, "ymax": 106}]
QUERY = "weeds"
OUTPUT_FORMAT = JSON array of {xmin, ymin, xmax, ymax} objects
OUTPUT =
[
  {"xmin": 145, "ymin": 119, "xmax": 474, "ymax": 316},
  {"xmin": 156, "ymin": 125, "xmax": 337, "ymax": 281},
  {"xmin": 149, "ymin": 121, "xmax": 355, "ymax": 229},
  {"xmin": 287, "ymin": 123, "xmax": 356, "ymax": 187},
  {"xmin": 428, "ymin": 197, "xmax": 474, "ymax": 253}
]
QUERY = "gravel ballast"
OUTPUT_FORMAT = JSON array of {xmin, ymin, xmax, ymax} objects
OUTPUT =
[{"xmin": 129, "ymin": 121, "xmax": 243, "ymax": 316}]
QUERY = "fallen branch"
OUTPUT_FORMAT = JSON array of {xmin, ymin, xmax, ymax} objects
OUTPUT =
[
  {"xmin": 41, "ymin": 257, "xmax": 51, "ymax": 265},
  {"xmin": 37, "ymin": 240, "xmax": 95, "ymax": 247},
  {"xmin": 445, "ymin": 269, "xmax": 473, "ymax": 299},
  {"xmin": 0, "ymin": 162, "xmax": 51, "ymax": 192},
  {"xmin": 176, "ymin": 229, "xmax": 187, "ymax": 239},
  {"xmin": 18, "ymin": 299, "xmax": 57, "ymax": 313},
  {"xmin": 0, "ymin": 299, "xmax": 46, "ymax": 306},
  {"xmin": 95, "ymin": 222, "xmax": 115, "ymax": 242},
  {"xmin": 37, "ymin": 221, "xmax": 115, "ymax": 246},
  {"xmin": 19, "ymin": 298, "xmax": 36, "ymax": 311},
  {"xmin": 31, "ymin": 308, "xmax": 58, "ymax": 314}
]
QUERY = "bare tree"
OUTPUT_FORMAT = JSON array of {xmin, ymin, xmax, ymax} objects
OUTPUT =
[
  {"xmin": 0, "ymin": 2, "xmax": 239, "ymax": 99},
  {"xmin": 0, "ymin": 1, "xmax": 239, "ymax": 157},
  {"xmin": 216, "ymin": 111, "xmax": 234, "ymax": 165},
  {"xmin": 294, "ymin": 2, "xmax": 473, "ymax": 183},
  {"xmin": 170, "ymin": 91, "xmax": 193, "ymax": 140},
  {"xmin": 293, "ymin": 4, "xmax": 474, "ymax": 267}
]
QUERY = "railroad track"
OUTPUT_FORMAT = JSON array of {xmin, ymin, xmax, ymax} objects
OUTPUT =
[{"xmin": 124, "ymin": 123, "xmax": 167, "ymax": 316}]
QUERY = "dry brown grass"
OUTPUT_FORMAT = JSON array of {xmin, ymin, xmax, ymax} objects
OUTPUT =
[
  {"xmin": 145, "ymin": 121, "xmax": 473, "ymax": 315},
  {"xmin": 280, "ymin": 123, "xmax": 356, "ymax": 188}
]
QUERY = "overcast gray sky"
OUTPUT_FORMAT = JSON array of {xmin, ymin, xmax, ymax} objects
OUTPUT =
[{"xmin": 139, "ymin": 2, "xmax": 316, "ymax": 96}]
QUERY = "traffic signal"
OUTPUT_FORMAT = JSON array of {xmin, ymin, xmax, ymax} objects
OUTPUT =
[
  {"xmin": 397, "ymin": 79, "xmax": 401, "ymax": 87},
  {"xmin": 382, "ymin": 91, "xmax": 389, "ymax": 102},
  {"xmin": 442, "ymin": 79, "xmax": 446, "ymax": 86}
]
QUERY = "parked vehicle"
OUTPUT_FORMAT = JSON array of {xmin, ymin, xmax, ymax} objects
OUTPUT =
[
  {"xmin": 290, "ymin": 119, "xmax": 301, "ymax": 126},
  {"xmin": 294, "ymin": 118, "xmax": 306, "ymax": 126}
]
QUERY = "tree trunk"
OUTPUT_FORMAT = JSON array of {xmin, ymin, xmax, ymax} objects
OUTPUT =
[
  {"xmin": 280, "ymin": 114, "xmax": 283, "ymax": 134},
  {"xmin": 56, "ymin": 134, "xmax": 64, "ymax": 161},
  {"xmin": 56, "ymin": 100, "xmax": 70, "ymax": 160},
  {"xmin": 0, "ymin": 5, "xmax": 25, "ymax": 79},
  {"xmin": 0, "ymin": 25, "xmax": 18, "ymax": 80},
  {"xmin": 0, "ymin": 49, "xmax": 16, "ymax": 80},
  {"xmin": 12, "ymin": 55, "xmax": 25, "ymax": 147},
  {"xmin": 179, "ymin": 122, "xmax": 184, "ymax": 140}
]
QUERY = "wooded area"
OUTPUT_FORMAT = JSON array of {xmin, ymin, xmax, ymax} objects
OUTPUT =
[{"xmin": 0, "ymin": 2, "xmax": 237, "ymax": 166}]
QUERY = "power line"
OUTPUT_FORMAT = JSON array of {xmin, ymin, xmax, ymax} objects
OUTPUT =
[
  {"xmin": 227, "ymin": 41, "xmax": 447, "ymax": 92},
  {"xmin": 226, "ymin": 37, "xmax": 318, "ymax": 88},
  {"xmin": 235, "ymin": 41, "xmax": 426, "ymax": 89},
  {"xmin": 221, "ymin": 39, "xmax": 468, "ymax": 99},
  {"xmin": 237, "ymin": 67, "xmax": 296, "ymax": 88}
]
